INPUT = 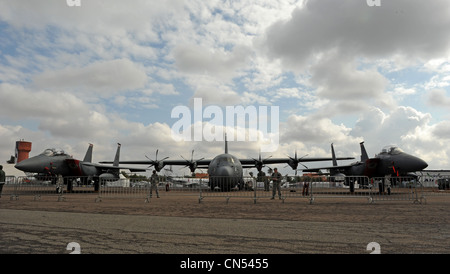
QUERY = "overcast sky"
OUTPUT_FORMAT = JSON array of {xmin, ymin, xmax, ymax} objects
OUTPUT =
[{"xmin": 1, "ymin": 0, "xmax": 450, "ymax": 176}]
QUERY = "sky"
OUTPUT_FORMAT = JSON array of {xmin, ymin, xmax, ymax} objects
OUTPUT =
[{"xmin": 1, "ymin": 0, "xmax": 450, "ymax": 176}]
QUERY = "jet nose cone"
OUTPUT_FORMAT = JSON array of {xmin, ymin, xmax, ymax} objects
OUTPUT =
[
  {"xmin": 15, "ymin": 158, "xmax": 39, "ymax": 172},
  {"xmin": 419, "ymin": 158, "xmax": 428, "ymax": 170},
  {"xmin": 408, "ymin": 156, "xmax": 428, "ymax": 171},
  {"xmin": 14, "ymin": 160, "xmax": 28, "ymax": 171}
]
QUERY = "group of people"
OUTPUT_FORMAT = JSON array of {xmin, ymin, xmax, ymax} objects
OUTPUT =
[{"xmin": 257, "ymin": 167, "xmax": 283, "ymax": 200}]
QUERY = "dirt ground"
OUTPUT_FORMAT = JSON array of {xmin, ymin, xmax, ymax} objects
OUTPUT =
[
  {"xmin": 1, "ymin": 191, "xmax": 450, "ymax": 254},
  {"xmin": 1, "ymin": 191, "xmax": 449, "ymax": 224}
]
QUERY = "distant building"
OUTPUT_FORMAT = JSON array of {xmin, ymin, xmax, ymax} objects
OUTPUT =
[
  {"xmin": 2, "ymin": 140, "xmax": 31, "ymax": 180},
  {"xmin": 195, "ymin": 173, "xmax": 209, "ymax": 179}
]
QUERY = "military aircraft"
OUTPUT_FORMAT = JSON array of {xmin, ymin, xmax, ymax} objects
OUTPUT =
[
  {"xmin": 303, "ymin": 142, "xmax": 428, "ymax": 178},
  {"xmin": 100, "ymin": 136, "xmax": 354, "ymax": 191},
  {"xmin": 15, "ymin": 143, "xmax": 146, "ymax": 190}
]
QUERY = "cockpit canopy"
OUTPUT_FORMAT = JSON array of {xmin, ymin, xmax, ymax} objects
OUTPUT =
[
  {"xmin": 218, "ymin": 155, "xmax": 235, "ymax": 164},
  {"xmin": 40, "ymin": 148, "xmax": 69, "ymax": 157},
  {"xmin": 379, "ymin": 145, "xmax": 404, "ymax": 155}
]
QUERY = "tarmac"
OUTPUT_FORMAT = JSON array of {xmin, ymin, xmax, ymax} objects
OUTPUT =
[{"xmin": 1, "ymin": 192, "xmax": 450, "ymax": 255}]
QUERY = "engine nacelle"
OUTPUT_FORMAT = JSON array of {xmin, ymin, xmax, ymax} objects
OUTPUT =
[
  {"xmin": 333, "ymin": 173, "xmax": 346, "ymax": 182},
  {"xmin": 288, "ymin": 159, "xmax": 298, "ymax": 170},
  {"xmin": 99, "ymin": 173, "xmax": 119, "ymax": 180}
]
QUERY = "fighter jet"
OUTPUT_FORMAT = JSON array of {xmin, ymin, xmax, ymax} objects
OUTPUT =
[
  {"xmin": 303, "ymin": 142, "xmax": 428, "ymax": 178},
  {"xmin": 15, "ymin": 143, "xmax": 146, "ymax": 181},
  {"xmin": 100, "ymin": 136, "xmax": 354, "ymax": 191}
]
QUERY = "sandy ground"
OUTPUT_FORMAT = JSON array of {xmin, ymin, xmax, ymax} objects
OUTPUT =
[{"xmin": 1, "ymin": 191, "xmax": 450, "ymax": 255}]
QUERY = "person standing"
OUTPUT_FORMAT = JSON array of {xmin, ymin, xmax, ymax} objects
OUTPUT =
[
  {"xmin": 271, "ymin": 168, "xmax": 282, "ymax": 200},
  {"xmin": 0, "ymin": 165, "xmax": 5, "ymax": 198},
  {"xmin": 150, "ymin": 170, "xmax": 160, "ymax": 198},
  {"xmin": 257, "ymin": 170, "xmax": 269, "ymax": 191}
]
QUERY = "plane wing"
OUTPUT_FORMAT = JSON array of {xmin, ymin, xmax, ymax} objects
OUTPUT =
[
  {"xmin": 100, "ymin": 156, "xmax": 355, "ymax": 172},
  {"xmin": 82, "ymin": 162, "xmax": 147, "ymax": 173},
  {"xmin": 238, "ymin": 157, "xmax": 355, "ymax": 166},
  {"xmin": 99, "ymin": 140, "xmax": 354, "ymax": 172},
  {"xmin": 302, "ymin": 164, "xmax": 356, "ymax": 173}
]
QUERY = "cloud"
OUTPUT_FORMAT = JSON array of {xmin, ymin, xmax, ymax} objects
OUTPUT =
[
  {"xmin": 0, "ymin": 83, "xmax": 86, "ymax": 119},
  {"xmin": 0, "ymin": 83, "xmax": 114, "ymax": 139},
  {"xmin": 281, "ymin": 114, "xmax": 355, "ymax": 145},
  {"xmin": 309, "ymin": 52, "xmax": 389, "ymax": 101},
  {"xmin": 1, "ymin": 0, "xmax": 449, "ymax": 172},
  {"xmin": 0, "ymin": 0, "xmax": 178, "ymax": 40},
  {"xmin": 174, "ymin": 44, "xmax": 251, "ymax": 81},
  {"xmin": 263, "ymin": 0, "xmax": 450, "ymax": 69},
  {"xmin": 427, "ymin": 89, "xmax": 450, "ymax": 108},
  {"xmin": 33, "ymin": 59, "xmax": 147, "ymax": 95},
  {"xmin": 350, "ymin": 106, "xmax": 432, "ymax": 151},
  {"xmin": 432, "ymin": 121, "xmax": 450, "ymax": 140}
]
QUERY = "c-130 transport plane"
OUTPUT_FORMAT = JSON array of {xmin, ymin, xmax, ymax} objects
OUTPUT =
[{"xmin": 101, "ymin": 136, "xmax": 354, "ymax": 191}]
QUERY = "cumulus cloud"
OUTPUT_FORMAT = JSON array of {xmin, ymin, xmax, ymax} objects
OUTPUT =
[
  {"xmin": 174, "ymin": 44, "xmax": 251, "ymax": 81},
  {"xmin": 1, "ymin": 0, "xmax": 450, "ymax": 171},
  {"xmin": 427, "ymin": 89, "xmax": 450, "ymax": 108},
  {"xmin": 310, "ymin": 52, "xmax": 389, "ymax": 101},
  {"xmin": 264, "ymin": 0, "xmax": 450, "ymax": 68},
  {"xmin": 281, "ymin": 114, "xmax": 354, "ymax": 145},
  {"xmin": 33, "ymin": 59, "xmax": 147, "ymax": 95},
  {"xmin": 350, "ymin": 106, "xmax": 432, "ymax": 153},
  {"xmin": 0, "ymin": 83, "xmax": 86, "ymax": 119},
  {"xmin": 0, "ymin": 83, "xmax": 114, "ymax": 139}
]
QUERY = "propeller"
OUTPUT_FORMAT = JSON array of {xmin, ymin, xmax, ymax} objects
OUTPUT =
[
  {"xmin": 251, "ymin": 152, "xmax": 272, "ymax": 172},
  {"xmin": 285, "ymin": 150, "xmax": 309, "ymax": 175},
  {"xmin": 145, "ymin": 149, "xmax": 169, "ymax": 172},
  {"xmin": 181, "ymin": 150, "xmax": 204, "ymax": 174}
]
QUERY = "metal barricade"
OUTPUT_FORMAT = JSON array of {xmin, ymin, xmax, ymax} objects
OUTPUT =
[
  {"xmin": 96, "ymin": 177, "xmax": 149, "ymax": 202},
  {"xmin": 198, "ymin": 175, "xmax": 373, "ymax": 203},
  {"xmin": 308, "ymin": 176, "xmax": 372, "ymax": 203},
  {"xmin": 421, "ymin": 174, "xmax": 450, "ymax": 197},
  {"xmin": 1, "ymin": 176, "xmax": 18, "ymax": 199},
  {"xmin": 95, "ymin": 176, "xmax": 205, "ymax": 202},
  {"xmin": 7, "ymin": 176, "xmax": 66, "ymax": 201},
  {"xmin": 4, "ymin": 174, "xmax": 430, "ymax": 205},
  {"xmin": 199, "ymin": 176, "xmax": 257, "ymax": 203},
  {"xmin": 369, "ymin": 176, "xmax": 425, "ymax": 203}
]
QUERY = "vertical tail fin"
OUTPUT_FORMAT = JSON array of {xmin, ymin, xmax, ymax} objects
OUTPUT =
[
  {"xmin": 113, "ymin": 143, "xmax": 121, "ymax": 167},
  {"xmin": 360, "ymin": 142, "xmax": 369, "ymax": 162},
  {"xmin": 224, "ymin": 133, "xmax": 228, "ymax": 154},
  {"xmin": 331, "ymin": 143, "xmax": 338, "ymax": 167},
  {"xmin": 83, "ymin": 143, "xmax": 93, "ymax": 163}
]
